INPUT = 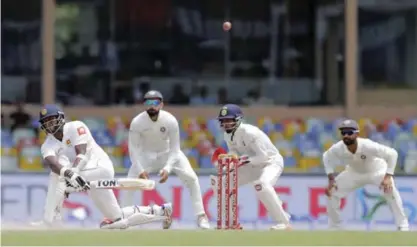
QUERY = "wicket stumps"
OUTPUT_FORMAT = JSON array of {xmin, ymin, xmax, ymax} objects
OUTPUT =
[{"xmin": 216, "ymin": 154, "xmax": 242, "ymax": 230}]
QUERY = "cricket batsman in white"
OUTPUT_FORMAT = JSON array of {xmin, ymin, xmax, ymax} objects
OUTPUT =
[
  {"xmin": 212, "ymin": 104, "xmax": 291, "ymax": 230},
  {"xmin": 126, "ymin": 90, "xmax": 210, "ymax": 229},
  {"xmin": 37, "ymin": 104, "xmax": 173, "ymax": 229},
  {"xmin": 323, "ymin": 119, "xmax": 409, "ymax": 231}
]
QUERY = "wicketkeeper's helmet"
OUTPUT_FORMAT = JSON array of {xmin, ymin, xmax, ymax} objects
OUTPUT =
[{"xmin": 217, "ymin": 104, "xmax": 243, "ymax": 132}]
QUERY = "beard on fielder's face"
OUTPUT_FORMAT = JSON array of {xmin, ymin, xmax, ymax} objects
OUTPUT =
[
  {"xmin": 145, "ymin": 104, "xmax": 163, "ymax": 118},
  {"xmin": 342, "ymin": 137, "xmax": 356, "ymax": 146},
  {"xmin": 340, "ymin": 129, "xmax": 358, "ymax": 146},
  {"xmin": 146, "ymin": 108, "xmax": 159, "ymax": 117}
]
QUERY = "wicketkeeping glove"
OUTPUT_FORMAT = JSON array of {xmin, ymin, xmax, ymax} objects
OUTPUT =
[{"xmin": 238, "ymin": 155, "xmax": 250, "ymax": 166}]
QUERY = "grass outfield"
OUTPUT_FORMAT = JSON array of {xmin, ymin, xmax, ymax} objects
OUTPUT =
[{"xmin": 1, "ymin": 230, "xmax": 417, "ymax": 246}]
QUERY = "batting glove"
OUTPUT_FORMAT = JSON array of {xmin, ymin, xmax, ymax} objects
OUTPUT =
[{"xmin": 63, "ymin": 169, "xmax": 90, "ymax": 191}]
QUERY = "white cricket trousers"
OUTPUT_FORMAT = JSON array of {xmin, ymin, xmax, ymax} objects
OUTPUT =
[
  {"xmin": 212, "ymin": 158, "xmax": 290, "ymax": 225},
  {"xmin": 43, "ymin": 157, "xmax": 122, "ymax": 223},
  {"xmin": 126, "ymin": 150, "xmax": 206, "ymax": 217},
  {"xmin": 327, "ymin": 167, "xmax": 409, "ymax": 229},
  {"xmin": 80, "ymin": 158, "xmax": 123, "ymax": 220}
]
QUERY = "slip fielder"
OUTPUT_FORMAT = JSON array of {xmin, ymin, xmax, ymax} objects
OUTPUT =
[
  {"xmin": 125, "ymin": 90, "xmax": 210, "ymax": 229},
  {"xmin": 323, "ymin": 119, "xmax": 409, "ymax": 231}
]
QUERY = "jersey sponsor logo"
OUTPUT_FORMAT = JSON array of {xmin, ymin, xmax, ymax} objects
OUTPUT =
[
  {"xmin": 160, "ymin": 127, "xmax": 166, "ymax": 132},
  {"xmin": 66, "ymin": 139, "xmax": 71, "ymax": 146},
  {"xmin": 41, "ymin": 109, "xmax": 47, "ymax": 116},
  {"xmin": 77, "ymin": 127, "xmax": 86, "ymax": 136}
]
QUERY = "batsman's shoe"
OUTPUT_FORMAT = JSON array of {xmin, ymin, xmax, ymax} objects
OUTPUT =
[
  {"xmin": 270, "ymin": 224, "xmax": 292, "ymax": 230},
  {"xmin": 162, "ymin": 203, "xmax": 173, "ymax": 229},
  {"xmin": 197, "ymin": 215, "xmax": 210, "ymax": 229},
  {"xmin": 100, "ymin": 218, "xmax": 128, "ymax": 229},
  {"xmin": 398, "ymin": 226, "xmax": 409, "ymax": 231}
]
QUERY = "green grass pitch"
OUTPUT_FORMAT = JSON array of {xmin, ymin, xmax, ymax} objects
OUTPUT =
[{"xmin": 1, "ymin": 230, "xmax": 417, "ymax": 246}]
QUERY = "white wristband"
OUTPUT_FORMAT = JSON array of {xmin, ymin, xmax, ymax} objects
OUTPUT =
[{"xmin": 60, "ymin": 167, "xmax": 69, "ymax": 177}]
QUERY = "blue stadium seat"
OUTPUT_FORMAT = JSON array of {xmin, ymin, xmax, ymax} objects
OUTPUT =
[
  {"xmin": 1, "ymin": 147, "xmax": 18, "ymax": 171},
  {"xmin": 305, "ymin": 118, "xmax": 325, "ymax": 135},
  {"xmin": 184, "ymin": 148, "xmax": 199, "ymax": 160},
  {"xmin": 12, "ymin": 128, "xmax": 36, "ymax": 144},
  {"xmin": 404, "ymin": 119, "xmax": 417, "ymax": 132},
  {"xmin": 113, "ymin": 128, "xmax": 128, "ymax": 145},
  {"xmin": 180, "ymin": 129, "xmax": 188, "ymax": 140},
  {"xmin": 385, "ymin": 122, "xmax": 402, "ymax": 141},
  {"xmin": 206, "ymin": 119, "xmax": 220, "ymax": 136},
  {"xmin": 1, "ymin": 130, "xmax": 14, "ymax": 147},
  {"xmin": 261, "ymin": 119, "xmax": 275, "ymax": 135},
  {"xmin": 80, "ymin": 117, "xmax": 106, "ymax": 131},
  {"xmin": 200, "ymin": 155, "xmax": 213, "ymax": 169},
  {"xmin": 220, "ymin": 141, "xmax": 228, "ymax": 152},
  {"xmin": 284, "ymin": 156, "xmax": 297, "ymax": 167},
  {"xmin": 274, "ymin": 123, "xmax": 284, "ymax": 132},
  {"xmin": 91, "ymin": 130, "xmax": 115, "ymax": 146},
  {"xmin": 123, "ymin": 156, "xmax": 131, "ymax": 169}
]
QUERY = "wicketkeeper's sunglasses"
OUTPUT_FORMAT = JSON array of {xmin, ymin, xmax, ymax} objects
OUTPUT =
[
  {"xmin": 144, "ymin": 99, "xmax": 161, "ymax": 106},
  {"xmin": 340, "ymin": 130, "xmax": 359, "ymax": 136}
]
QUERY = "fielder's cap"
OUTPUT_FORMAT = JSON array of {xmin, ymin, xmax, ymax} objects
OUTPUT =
[
  {"xmin": 144, "ymin": 90, "xmax": 163, "ymax": 101},
  {"xmin": 338, "ymin": 119, "xmax": 359, "ymax": 130}
]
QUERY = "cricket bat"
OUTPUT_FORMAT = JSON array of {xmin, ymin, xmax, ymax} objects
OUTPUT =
[{"xmin": 65, "ymin": 178, "xmax": 156, "ymax": 192}]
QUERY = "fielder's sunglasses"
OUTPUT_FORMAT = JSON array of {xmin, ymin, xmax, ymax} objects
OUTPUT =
[
  {"xmin": 144, "ymin": 99, "xmax": 162, "ymax": 106},
  {"xmin": 340, "ymin": 130, "xmax": 359, "ymax": 136}
]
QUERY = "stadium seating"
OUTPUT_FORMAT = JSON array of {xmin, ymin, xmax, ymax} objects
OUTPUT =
[{"xmin": 1, "ymin": 117, "xmax": 416, "ymax": 173}]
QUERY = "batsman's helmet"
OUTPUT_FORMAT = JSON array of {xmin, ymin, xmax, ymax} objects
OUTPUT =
[{"xmin": 39, "ymin": 104, "xmax": 65, "ymax": 134}]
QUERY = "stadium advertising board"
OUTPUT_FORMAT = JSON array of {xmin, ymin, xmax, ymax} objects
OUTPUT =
[{"xmin": 1, "ymin": 174, "xmax": 416, "ymax": 229}]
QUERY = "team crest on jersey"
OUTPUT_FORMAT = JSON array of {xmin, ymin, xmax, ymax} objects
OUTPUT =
[
  {"xmin": 77, "ymin": 127, "xmax": 86, "ymax": 135},
  {"xmin": 361, "ymin": 154, "xmax": 366, "ymax": 159},
  {"xmin": 41, "ymin": 109, "xmax": 47, "ymax": 116},
  {"xmin": 220, "ymin": 108, "xmax": 227, "ymax": 116},
  {"xmin": 160, "ymin": 127, "xmax": 166, "ymax": 132},
  {"xmin": 66, "ymin": 139, "xmax": 71, "ymax": 146}
]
